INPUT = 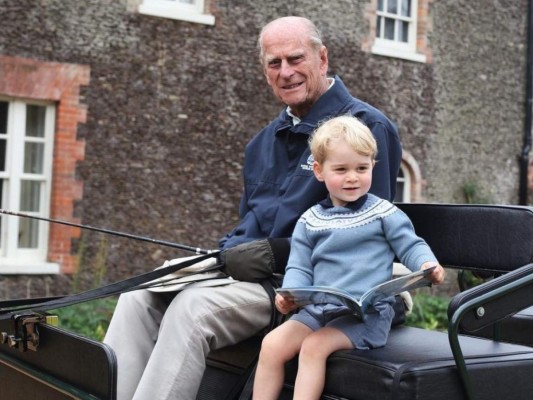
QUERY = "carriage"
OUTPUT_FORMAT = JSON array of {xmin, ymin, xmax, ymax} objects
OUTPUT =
[{"xmin": 1, "ymin": 202, "xmax": 533, "ymax": 400}]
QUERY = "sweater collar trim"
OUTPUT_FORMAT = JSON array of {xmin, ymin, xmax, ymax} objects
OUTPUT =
[{"xmin": 318, "ymin": 194, "xmax": 369, "ymax": 211}]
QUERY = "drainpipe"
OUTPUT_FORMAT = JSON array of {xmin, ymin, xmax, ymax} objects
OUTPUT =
[{"xmin": 519, "ymin": 0, "xmax": 533, "ymax": 205}]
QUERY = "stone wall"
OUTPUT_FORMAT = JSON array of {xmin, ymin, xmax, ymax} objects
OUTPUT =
[{"xmin": 427, "ymin": 0, "xmax": 527, "ymax": 203}]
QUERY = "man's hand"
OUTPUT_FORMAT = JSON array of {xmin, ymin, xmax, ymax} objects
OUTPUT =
[{"xmin": 220, "ymin": 238, "xmax": 290, "ymax": 282}]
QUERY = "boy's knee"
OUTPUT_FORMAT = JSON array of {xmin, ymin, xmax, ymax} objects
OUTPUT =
[
  {"xmin": 260, "ymin": 331, "xmax": 296, "ymax": 363},
  {"xmin": 260, "ymin": 331, "xmax": 279, "ymax": 354},
  {"xmin": 300, "ymin": 335, "xmax": 325, "ymax": 359},
  {"xmin": 262, "ymin": 331, "xmax": 290, "ymax": 361}
]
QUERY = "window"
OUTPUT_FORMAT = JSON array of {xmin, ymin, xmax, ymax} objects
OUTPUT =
[
  {"xmin": 0, "ymin": 99, "xmax": 58, "ymax": 273},
  {"xmin": 139, "ymin": 0, "xmax": 215, "ymax": 25},
  {"xmin": 394, "ymin": 164, "xmax": 411, "ymax": 202},
  {"xmin": 394, "ymin": 152, "xmax": 424, "ymax": 203},
  {"xmin": 0, "ymin": 55, "xmax": 89, "ymax": 275},
  {"xmin": 371, "ymin": 0, "xmax": 428, "ymax": 63}
]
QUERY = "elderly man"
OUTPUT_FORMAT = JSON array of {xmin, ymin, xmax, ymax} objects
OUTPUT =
[{"xmin": 104, "ymin": 16, "xmax": 401, "ymax": 400}]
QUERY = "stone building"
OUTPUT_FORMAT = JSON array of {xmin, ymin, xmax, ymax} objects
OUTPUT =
[{"xmin": 0, "ymin": 0, "xmax": 530, "ymax": 296}]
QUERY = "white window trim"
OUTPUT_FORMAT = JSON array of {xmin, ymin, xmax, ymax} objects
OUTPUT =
[
  {"xmin": 139, "ymin": 0, "xmax": 215, "ymax": 25},
  {"xmin": 0, "ymin": 259, "xmax": 59, "ymax": 274},
  {"xmin": 0, "ymin": 99, "xmax": 59, "ymax": 274},
  {"xmin": 397, "ymin": 163, "xmax": 412, "ymax": 202},
  {"xmin": 371, "ymin": 0, "xmax": 426, "ymax": 63},
  {"xmin": 372, "ymin": 40, "xmax": 426, "ymax": 63}
]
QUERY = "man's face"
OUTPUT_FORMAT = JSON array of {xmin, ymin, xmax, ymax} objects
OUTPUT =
[{"xmin": 261, "ymin": 28, "xmax": 328, "ymax": 117}]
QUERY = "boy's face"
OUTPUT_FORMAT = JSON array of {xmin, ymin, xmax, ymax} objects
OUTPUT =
[{"xmin": 313, "ymin": 139, "xmax": 374, "ymax": 207}]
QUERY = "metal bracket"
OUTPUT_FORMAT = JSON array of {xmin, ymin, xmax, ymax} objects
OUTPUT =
[{"xmin": 0, "ymin": 312, "xmax": 58, "ymax": 352}]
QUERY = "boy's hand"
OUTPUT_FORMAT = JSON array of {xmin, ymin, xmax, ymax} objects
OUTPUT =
[
  {"xmin": 422, "ymin": 262, "xmax": 445, "ymax": 284},
  {"xmin": 275, "ymin": 293, "xmax": 298, "ymax": 314}
]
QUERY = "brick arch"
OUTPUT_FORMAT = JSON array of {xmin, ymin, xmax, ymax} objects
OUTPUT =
[
  {"xmin": 0, "ymin": 55, "xmax": 90, "ymax": 273},
  {"xmin": 401, "ymin": 150, "xmax": 425, "ymax": 203}
]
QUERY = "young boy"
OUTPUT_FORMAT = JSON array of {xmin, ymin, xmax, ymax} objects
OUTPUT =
[{"xmin": 252, "ymin": 115, "xmax": 445, "ymax": 400}]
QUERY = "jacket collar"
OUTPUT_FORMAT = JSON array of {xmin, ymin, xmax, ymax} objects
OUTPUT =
[{"xmin": 273, "ymin": 75, "xmax": 353, "ymax": 135}]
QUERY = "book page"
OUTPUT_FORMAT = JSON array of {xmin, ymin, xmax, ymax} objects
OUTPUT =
[
  {"xmin": 276, "ymin": 286, "xmax": 363, "ymax": 314},
  {"xmin": 276, "ymin": 266, "xmax": 436, "ymax": 317},
  {"xmin": 359, "ymin": 266, "xmax": 436, "ymax": 310}
]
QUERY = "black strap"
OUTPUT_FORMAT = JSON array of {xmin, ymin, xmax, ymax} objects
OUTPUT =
[
  {"xmin": 0, "ymin": 252, "xmax": 221, "ymax": 320},
  {"xmin": 259, "ymin": 276, "xmax": 283, "ymax": 332},
  {"xmin": 0, "ymin": 296, "xmax": 64, "ymax": 309},
  {"xmin": 235, "ymin": 363, "xmax": 257, "ymax": 400}
]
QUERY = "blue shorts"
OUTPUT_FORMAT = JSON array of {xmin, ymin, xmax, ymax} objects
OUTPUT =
[{"xmin": 289, "ymin": 302, "xmax": 395, "ymax": 350}]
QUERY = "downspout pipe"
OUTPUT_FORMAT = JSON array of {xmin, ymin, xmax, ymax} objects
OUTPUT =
[{"xmin": 519, "ymin": 0, "xmax": 533, "ymax": 205}]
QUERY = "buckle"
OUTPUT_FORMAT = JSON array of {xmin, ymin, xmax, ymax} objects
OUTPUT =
[{"xmin": 0, "ymin": 312, "xmax": 58, "ymax": 352}]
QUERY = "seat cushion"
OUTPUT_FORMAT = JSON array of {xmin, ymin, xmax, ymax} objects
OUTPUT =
[{"xmin": 282, "ymin": 326, "xmax": 533, "ymax": 400}]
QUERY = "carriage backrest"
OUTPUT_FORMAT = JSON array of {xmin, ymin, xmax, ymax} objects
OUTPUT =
[{"xmin": 396, "ymin": 203, "xmax": 533, "ymax": 274}]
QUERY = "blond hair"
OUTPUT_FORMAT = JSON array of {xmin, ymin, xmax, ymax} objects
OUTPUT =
[{"xmin": 309, "ymin": 115, "xmax": 377, "ymax": 164}]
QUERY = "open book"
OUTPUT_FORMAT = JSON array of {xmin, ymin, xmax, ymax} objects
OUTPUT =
[{"xmin": 276, "ymin": 266, "xmax": 436, "ymax": 320}]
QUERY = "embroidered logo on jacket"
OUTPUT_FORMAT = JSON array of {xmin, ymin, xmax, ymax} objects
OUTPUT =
[{"xmin": 300, "ymin": 154, "xmax": 314, "ymax": 171}]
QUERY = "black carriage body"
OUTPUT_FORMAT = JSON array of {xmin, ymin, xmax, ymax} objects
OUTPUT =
[{"xmin": 0, "ymin": 320, "xmax": 116, "ymax": 399}]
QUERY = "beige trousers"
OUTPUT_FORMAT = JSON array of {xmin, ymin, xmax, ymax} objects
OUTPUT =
[{"xmin": 104, "ymin": 280, "xmax": 271, "ymax": 400}]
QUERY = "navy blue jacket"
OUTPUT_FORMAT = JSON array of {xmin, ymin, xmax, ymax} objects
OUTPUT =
[{"xmin": 220, "ymin": 76, "xmax": 401, "ymax": 250}]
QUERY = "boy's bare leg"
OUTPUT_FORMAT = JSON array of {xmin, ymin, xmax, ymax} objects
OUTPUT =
[
  {"xmin": 253, "ymin": 320, "xmax": 312, "ymax": 400},
  {"xmin": 293, "ymin": 327, "xmax": 353, "ymax": 400}
]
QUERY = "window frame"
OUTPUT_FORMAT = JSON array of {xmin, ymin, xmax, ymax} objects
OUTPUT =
[
  {"xmin": 371, "ymin": 0, "xmax": 427, "ymax": 63},
  {"xmin": 394, "ymin": 151, "xmax": 424, "ymax": 204},
  {"xmin": 0, "ymin": 98, "xmax": 59, "ymax": 274},
  {"xmin": 394, "ymin": 163, "xmax": 412, "ymax": 203},
  {"xmin": 139, "ymin": 0, "xmax": 215, "ymax": 25}
]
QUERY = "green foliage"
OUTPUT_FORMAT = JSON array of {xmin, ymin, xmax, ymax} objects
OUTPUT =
[
  {"xmin": 457, "ymin": 270, "xmax": 487, "ymax": 290},
  {"xmin": 463, "ymin": 181, "xmax": 491, "ymax": 204},
  {"xmin": 50, "ymin": 233, "xmax": 115, "ymax": 342},
  {"xmin": 406, "ymin": 293, "xmax": 450, "ymax": 331},
  {"xmin": 50, "ymin": 297, "xmax": 118, "ymax": 341},
  {"xmin": 73, "ymin": 234, "xmax": 108, "ymax": 293},
  {"xmin": 93, "ymin": 235, "xmax": 109, "ymax": 287}
]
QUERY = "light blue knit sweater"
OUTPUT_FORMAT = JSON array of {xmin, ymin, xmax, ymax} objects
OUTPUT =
[{"xmin": 282, "ymin": 194, "xmax": 437, "ymax": 300}]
